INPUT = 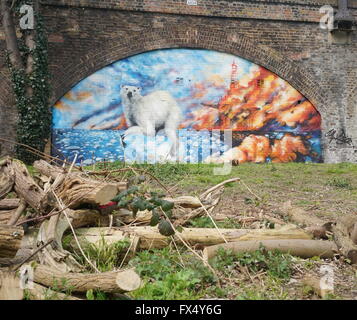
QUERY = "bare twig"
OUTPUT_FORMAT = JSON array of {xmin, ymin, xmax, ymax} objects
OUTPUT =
[
  {"xmin": 200, "ymin": 177, "xmax": 240, "ymax": 199},
  {"xmin": 240, "ymin": 179, "xmax": 262, "ymax": 201},
  {"xmin": 160, "ymin": 209, "xmax": 221, "ymax": 286},
  {"xmin": 52, "ymin": 192, "xmax": 100, "ymax": 273},
  {"xmin": 198, "ymin": 198, "xmax": 228, "ymax": 244},
  {"xmin": 12, "ymin": 239, "xmax": 54, "ymax": 272}
]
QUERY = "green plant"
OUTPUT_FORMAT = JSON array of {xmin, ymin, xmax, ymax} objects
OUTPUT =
[
  {"xmin": 326, "ymin": 177, "xmax": 352, "ymax": 189},
  {"xmin": 42, "ymin": 278, "xmax": 75, "ymax": 300},
  {"xmin": 211, "ymin": 246, "xmax": 293, "ymax": 279},
  {"xmin": 235, "ymin": 276, "xmax": 290, "ymax": 300},
  {"xmin": 86, "ymin": 289, "xmax": 109, "ymax": 300},
  {"xmin": 128, "ymin": 247, "xmax": 215, "ymax": 300},
  {"xmin": 111, "ymin": 187, "xmax": 175, "ymax": 236},
  {"xmin": 72, "ymin": 236, "xmax": 130, "ymax": 272},
  {"xmin": 131, "ymin": 270, "xmax": 201, "ymax": 300},
  {"xmin": 188, "ymin": 216, "xmax": 242, "ymax": 229},
  {"xmin": 7, "ymin": 1, "xmax": 51, "ymax": 163}
]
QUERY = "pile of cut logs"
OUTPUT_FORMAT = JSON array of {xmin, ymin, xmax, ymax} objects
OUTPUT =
[{"xmin": 0, "ymin": 157, "xmax": 356, "ymax": 300}]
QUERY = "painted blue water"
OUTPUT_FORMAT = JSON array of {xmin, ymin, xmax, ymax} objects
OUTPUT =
[
  {"xmin": 52, "ymin": 129, "xmax": 322, "ymax": 165},
  {"xmin": 52, "ymin": 129, "xmax": 229, "ymax": 165}
]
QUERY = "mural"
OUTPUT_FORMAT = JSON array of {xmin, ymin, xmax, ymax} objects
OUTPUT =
[{"xmin": 52, "ymin": 48, "xmax": 322, "ymax": 165}]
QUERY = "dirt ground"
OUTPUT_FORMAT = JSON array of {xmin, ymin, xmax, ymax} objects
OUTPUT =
[{"xmin": 159, "ymin": 162, "xmax": 357, "ymax": 300}]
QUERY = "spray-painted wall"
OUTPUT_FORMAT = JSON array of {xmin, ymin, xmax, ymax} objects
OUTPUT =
[{"xmin": 52, "ymin": 48, "xmax": 322, "ymax": 165}]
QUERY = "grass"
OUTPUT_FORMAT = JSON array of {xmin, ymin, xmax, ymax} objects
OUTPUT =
[
  {"xmin": 326, "ymin": 177, "xmax": 352, "ymax": 189},
  {"xmin": 128, "ymin": 247, "xmax": 215, "ymax": 300},
  {"xmin": 188, "ymin": 216, "xmax": 242, "ymax": 229},
  {"xmin": 46, "ymin": 161, "xmax": 357, "ymax": 300},
  {"xmin": 210, "ymin": 247, "xmax": 293, "ymax": 280},
  {"xmin": 127, "ymin": 246, "xmax": 297, "ymax": 300},
  {"xmin": 64, "ymin": 235, "xmax": 131, "ymax": 272}
]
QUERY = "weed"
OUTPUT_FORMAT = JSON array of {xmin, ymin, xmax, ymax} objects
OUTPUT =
[
  {"xmin": 41, "ymin": 278, "xmax": 75, "ymax": 300},
  {"xmin": 188, "ymin": 216, "xmax": 241, "ymax": 229},
  {"xmin": 235, "ymin": 276, "xmax": 290, "ymax": 300},
  {"xmin": 86, "ymin": 289, "xmax": 109, "ymax": 300},
  {"xmin": 128, "ymin": 247, "xmax": 215, "ymax": 300},
  {"xmin": 327, "ymin": 177, "xmax": 352, "ymax": 189},
  {"xmin": 211, "ymin": 246, "xmax": 293, "ymax": 279},
  {"xmin": 71, "ymin": 236, "xmax": 130, "ymax": 272}
]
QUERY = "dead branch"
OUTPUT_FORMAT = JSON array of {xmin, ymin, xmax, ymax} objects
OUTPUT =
[
  {"xmin": 33, "ymin": 160, "xmax": 126, "ymax": 208},
  {"xmin": 71, "ymin": 224, "xmax": 312, "ymax": 251},
  {"xmin": 332, "ymin": 217, "xmax": 357, "ymax": 264},
  {"xmin": 203, "ymin": 239, "xmax": 338, "ymax": 261},
  {"xmin": 7, "ymin": 199, "xmax": 27, "ymax": 226},
  {"xmin": 0, "ymin": 198, "xmax": 20, "ymax": 210}
]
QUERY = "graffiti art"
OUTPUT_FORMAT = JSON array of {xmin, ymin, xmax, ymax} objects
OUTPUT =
[{"xmin": 52, "ymin": 48, "xmax": 322, "ymax": 164}]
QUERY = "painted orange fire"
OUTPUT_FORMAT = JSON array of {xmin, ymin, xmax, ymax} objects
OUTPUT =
[
  {"xmin": 192, "ymin": 61, "xmax": 321, "ymax": 163},
  {"xmin": 186, "ymin": 62, "xmax": 321, "ymax": 132}
]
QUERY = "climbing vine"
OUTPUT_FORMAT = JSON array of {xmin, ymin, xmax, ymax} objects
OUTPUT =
[{"xmin": 6, "ymin": 0, "xmax": 51, "ymax": 164}]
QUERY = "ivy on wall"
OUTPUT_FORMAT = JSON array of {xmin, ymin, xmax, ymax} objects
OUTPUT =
[{"xmin": 6, "ymin": 0, "xmax": 51, "ymax": 164}]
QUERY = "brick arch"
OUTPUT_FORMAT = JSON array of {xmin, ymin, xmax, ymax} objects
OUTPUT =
[{"xmin": 51, "ymin": 26, "xmax": 326, "ymax": 119}]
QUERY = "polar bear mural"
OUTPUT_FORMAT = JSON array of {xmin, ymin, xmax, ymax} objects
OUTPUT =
[
  {"xmin": 51, "ymin": 48, "xmax": 322, "ymax": 165},
  {"xmin": 120, "ymin": 85, "xmax": 182, "ymax": 157}
]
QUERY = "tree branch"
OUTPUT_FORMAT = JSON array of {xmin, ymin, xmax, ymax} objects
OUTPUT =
[{"xmin": 1, "ymin": 0, "xmax": 23, "ymax": 69}]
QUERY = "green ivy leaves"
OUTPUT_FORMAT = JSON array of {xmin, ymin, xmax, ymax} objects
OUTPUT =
[
  {"xmin": 111, "ymin": 188, "xmax": 175, "ymax": 236},
  {"xmin": 7, "ymin": 1, "xmax": 51, "ymax": 164}
]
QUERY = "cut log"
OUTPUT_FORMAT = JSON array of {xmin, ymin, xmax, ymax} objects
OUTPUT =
[
  {"xmin": 71, "ymin": 224, "xmax": 312, "ymax": 251},
  {"xmin": 281, "ymin": 201, "xmax": 334, "ymax": 239},
  {"xmin": 32, "ymin": 264, "xmax": 141, "ymax": 294},
  {"xmin": 33, "ymin": 160, "xmax": 126, "ymax": 208},
  {"xmin": 0, "ymin": 202, "xmax": 27, "ymax": 226},
  {"xmin": 32, "ymin": 160, "xmax": 64, "ymax": 179},
  {"xmin": 26, "ymin": 283, "xmax": 82, "ymax": 300},
  {"xmin": 0, "ymin": 270, "xmax": 82, "ymax": 300},
  {"xmin": 7, "ymin": 200, "xmax": 27, "ymax": 226},
  {"xmin": 337, "ymin": 213, "xmax": 357, "ymax": 244},
  {"xmin": 281, "ymin": 201, "xmax": 328, "ymax": 227},
  {"xmin": 0, "ymin": 229, "xmax": 44, "ymax": 267},
  {"xmin": 68, "ymin": 209, "xmax": 109, "ymax": 229},
  {"xmin": 0, "ymin": 210, "xmax": 14, "ymax": 224},
  {"xmin": 165, "ymin": 196, "xmax": 202, "ymax": 209},
  {"xmin": 58, "ymin": 178, "xmax": 121, "ymax": 208},
  {"xmin": 305, "ymin": 223, "xmax": 334, "ymax": 240},
  {"xmin": 0, "ymin": 225, "xmax": 24, "ymax": 258},
  {"xmin": 332, "ymin": 218, "xmax": 357, "ymax": 264},
  {"xmin": 0, "ymin": 158, "xmax": 14, "ymax": 199},
  {"xmin": 36, "ymin": 214, "xmax": 83, "ymax": 273},
  {"xmin": 0, "ymin": 198, "xmax": 20, "ymax": 210},
  {"xmin": 11, "ymin": 160, "xmax": 51, "ymax": 213},
  {"xmin": 203, "ymin": 239, "xmax": 338, "ymax": 261},
  {"xmin": 0, "ymin": 271, "xmax": 23, "ymax": 300},
  {"xmin": 114, "ymin": 209, "xmax": 152, "ymax": 225}
]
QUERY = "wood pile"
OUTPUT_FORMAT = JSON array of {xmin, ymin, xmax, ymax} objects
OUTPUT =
[{"xmin": 0, "ymin": 156, "xmax": 356, "ymax": 300}]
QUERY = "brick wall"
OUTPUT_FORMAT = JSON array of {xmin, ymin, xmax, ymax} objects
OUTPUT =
[{"xmin": 0, "ymin": 0, "xmax": 356, "ymax": 162}]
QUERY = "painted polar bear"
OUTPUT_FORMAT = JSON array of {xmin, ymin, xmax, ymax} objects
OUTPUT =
[{"xmin": 120, "ymin": 85, "xmax": 182, "ymax": 157}]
